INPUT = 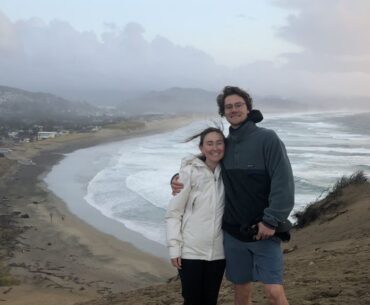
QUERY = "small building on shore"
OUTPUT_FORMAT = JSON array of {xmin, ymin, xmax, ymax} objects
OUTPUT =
[{"xmin": 37, "ymin": 131, "xmax": 58, "ymax": 140}]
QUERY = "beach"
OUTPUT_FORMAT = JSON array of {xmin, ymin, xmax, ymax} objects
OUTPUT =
[
  {"xmin": 1, "ymin": 112, "xmax": 369, "ymax": 305},
  {"xmin": 0, "ymin": 116, "xmax": 201, "ymax": 305}
]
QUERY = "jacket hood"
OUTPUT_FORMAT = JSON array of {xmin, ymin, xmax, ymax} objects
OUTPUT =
[
  {"xmin": 180, "ymin": 155, "xmax": 222, "ymax": 178},
  {"xmin": 180, "ymin": 155, "xmax": 203, "ymax": 167},
  {"xmin": 248, "ymin": 109, "xmax": 263, "ymax": 123}
]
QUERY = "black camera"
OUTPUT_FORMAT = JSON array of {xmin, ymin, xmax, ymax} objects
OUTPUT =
[{"xmin": 240, "ymin": 224, "xmax": 258, "ymax": 239}]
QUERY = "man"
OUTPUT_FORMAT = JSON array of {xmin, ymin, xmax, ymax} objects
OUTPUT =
[{"xmin": 172, "ymin": 86, "xmax": 294, "ymax": 305}]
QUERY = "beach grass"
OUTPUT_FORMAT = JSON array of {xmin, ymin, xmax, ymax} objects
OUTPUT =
[
  {"xmin": 0, "ymin": 223, "xmax": 22, "ymax": 287},
  {"xmin": 0, "ymin": 262, "xmax": 19, "ymax": 286},
  {"xmin": 293, "ymin": 170, "xmax": 368, "ymax": 228},
  {"xmin": 104, "ymin": 120, "xmax": 146, "ymax": 131}
]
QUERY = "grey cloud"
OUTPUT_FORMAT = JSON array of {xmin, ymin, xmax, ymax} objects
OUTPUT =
[
  {"xmin": 0, "ymin": 10, "xmax": 19, "ymax": 55},
  {"xmin": 273, "ymin": 0, "xmax": 370, "ymax": 73},
  {"xmin": 0, "ymin": 8, "xmax": 370, "ymax": 102},
  {"xmin": 232, "ymin": 59, "xmax": 370, "ymax": 98},
  {"xmin": 0, "ymin": 13, "xmax": 222, "ymax": 100},
  {"xmin": 280, "ymin": 51, "xmax": 370, "ymax": 73}
]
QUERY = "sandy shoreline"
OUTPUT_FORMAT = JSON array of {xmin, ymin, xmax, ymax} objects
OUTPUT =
[
  {"xmin": 40, "ymin": 138, "xmax": 170, "ymax": 259},
  {"xmin": 0, "ymin": 115, "xmax": 204, "ymax": 305}
]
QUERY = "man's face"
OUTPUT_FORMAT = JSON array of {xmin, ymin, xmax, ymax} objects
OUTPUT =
[{"xmin": 224, "ymin": 94, "xmax": 249, "ymax": 128}]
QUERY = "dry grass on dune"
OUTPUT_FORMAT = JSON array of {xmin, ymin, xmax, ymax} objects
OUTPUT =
[
  {"xmin": 0, "ymin": 158, "xmax": 21, "ymax": 287},
  {"xmin": 293, "ymin": 170, "xmax": 368, "ymax": 228}
]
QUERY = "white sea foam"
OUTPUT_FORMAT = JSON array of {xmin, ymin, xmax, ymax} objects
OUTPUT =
[
  {"xmin": 288, "ymin": 147, "xmax": 370, "ymax": 154},
  {"xmin": 290, "ymin": 121, "xmax": 339, "ymax": 129}
]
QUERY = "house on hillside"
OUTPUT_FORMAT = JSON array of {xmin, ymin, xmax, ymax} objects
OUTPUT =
[
  {"xmin": 8, "ymin": 131, "xmax": 19, "ymax": 139},
  {"xmin": 37, "ymin": 131, "xmax": 58, "ymax": 140}
]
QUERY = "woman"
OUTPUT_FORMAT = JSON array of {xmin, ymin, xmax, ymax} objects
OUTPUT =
[{"xmin": 165, "ymin": 127, "xmax": 226, "ymax": 305}]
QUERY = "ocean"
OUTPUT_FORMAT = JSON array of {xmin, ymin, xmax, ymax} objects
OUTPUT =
[{"xmin": 44, "ymin": 111, "xmax": 370, "ymax": 250}]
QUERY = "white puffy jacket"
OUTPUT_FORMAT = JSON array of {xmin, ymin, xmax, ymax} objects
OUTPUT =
[{"xmin": 165, "ymin": 156, "xmax": 225, "ymax": 261}]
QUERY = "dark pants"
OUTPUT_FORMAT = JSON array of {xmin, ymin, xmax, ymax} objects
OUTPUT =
[{"xmin": 178, "ymin": 259, "xmax": 226, "ymax": 305}]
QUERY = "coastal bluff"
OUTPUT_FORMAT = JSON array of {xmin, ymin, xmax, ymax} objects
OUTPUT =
[{"xmin": 77, "ymin": 175, "xmax": 370, "ymax": 305}]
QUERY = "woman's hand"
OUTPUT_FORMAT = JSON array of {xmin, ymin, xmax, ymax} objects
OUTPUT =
[{"xmin": 170, "ymin": 257, "xmax": 182, "ymax": 269}]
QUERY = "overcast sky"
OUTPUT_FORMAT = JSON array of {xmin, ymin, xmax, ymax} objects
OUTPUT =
[{"xmin": 0, "ymin": 0, "xmax": 370, "ymax": 102}]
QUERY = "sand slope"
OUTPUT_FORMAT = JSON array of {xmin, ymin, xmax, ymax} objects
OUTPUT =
[
  {"xmin": 1, "ymin": 121, "xmax": 195, "ymax": 305},
  {"xmin": 76, "ymin": 181, "xmax": 370, "ymax": 305}
]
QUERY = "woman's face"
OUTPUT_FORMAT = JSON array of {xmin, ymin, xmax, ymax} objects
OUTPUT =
[{"xmin": 199, "ymin": 131, "xmax": 225, "ymax": 164}]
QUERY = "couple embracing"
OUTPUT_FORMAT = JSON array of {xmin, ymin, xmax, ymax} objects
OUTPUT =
[{"xmin": 166, "ymin": 86, "xmax": 294, "ymax": 305}]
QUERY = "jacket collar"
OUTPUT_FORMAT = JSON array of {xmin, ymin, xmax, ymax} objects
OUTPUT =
[{"xmin": 182, "ymin": 155, "xmax": 222, "ymax": 179}]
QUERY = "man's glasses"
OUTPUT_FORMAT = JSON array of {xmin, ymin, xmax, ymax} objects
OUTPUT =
[{"xmin": 225, "ymin": 102, "xmax": 245, "ymax": 111}]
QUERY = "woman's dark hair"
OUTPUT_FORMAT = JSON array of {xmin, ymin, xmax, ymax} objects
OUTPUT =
[
  {"xmin": 185, "ymin": 127, "xmax": 225, "ymax": 161},
  {"xmin": 216, "ymin": 86, "xmax": 253, "ymax": 117}
]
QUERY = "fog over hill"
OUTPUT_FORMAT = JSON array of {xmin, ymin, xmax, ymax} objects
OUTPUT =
[
  {"xmin": 0, "ymin": 85, "xmax": 114, "ymax": 130},
  {"xmin": 1, "ymin": 85, "xmax": 310, "ymax": 120},
  {"xmin": 117, "ymin": 87, "xmax": 314, "ymax": 115},
  {"xmin": 118, "ymin": 87, "xmax": 216, "ymax": 115},
  {"xmin": 117, "ymin": 87, "xmax": 370, "ymax": 115},
  {"xmin": 1, "ymin": 85, "xmax": 369, "ymax": 123},
  {"xmin": 0, "ymin": 85, "xmax": 101, "ymax": 118}
]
